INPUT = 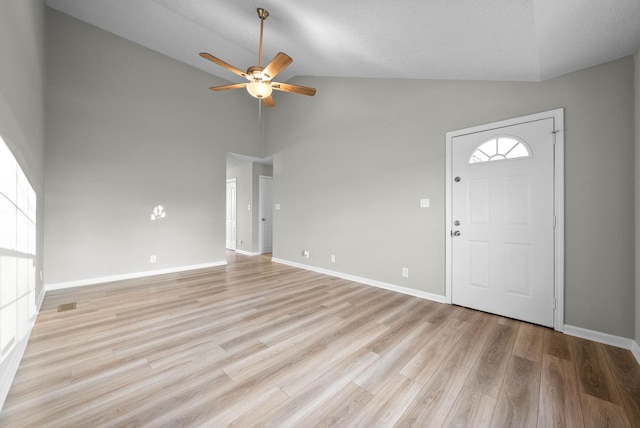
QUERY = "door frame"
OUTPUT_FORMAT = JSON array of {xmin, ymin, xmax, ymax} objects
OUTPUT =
[
  {"xmin": 445, "ymin": 108, "xmax": 565, "ymax": 331},
  {"xmin": 226, "ymin": 178, "xmax": 237, "ymax": 251},
  {"xmin": 258, "ymin": 175, "xmax": 273, "ymax": 254}
]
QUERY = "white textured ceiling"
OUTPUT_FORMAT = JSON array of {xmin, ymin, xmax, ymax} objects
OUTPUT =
[{"xmin": 45, "ymin": 0, "xmax": 640, "ymax": 83}]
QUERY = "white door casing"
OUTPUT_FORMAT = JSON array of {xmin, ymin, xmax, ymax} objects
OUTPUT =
[
  {"xmin": 226, "ymin": 179, "xmax": 237, "ymax": 250},
  {"xmin": 445, "ymin": 109, "xmax": 564, "ymax": 330},
  {"xmin": 259, "ymin": 176, "xmax": 273, "ymax": 254}
]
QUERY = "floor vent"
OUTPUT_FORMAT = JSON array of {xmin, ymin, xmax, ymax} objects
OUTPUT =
[{"xmin": 57, "ymin": 302, "xmax": 77, "ymax": 312}]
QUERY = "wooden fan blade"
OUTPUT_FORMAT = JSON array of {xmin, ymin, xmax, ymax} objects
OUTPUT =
[
  {"xmin": 199, "ymin": 52, "xmax": 249, "ymax": 80},
  {"xmin": 262, "ymin": 95, "xmax": 276, "ymax": 108},
  {"xmin": 272, "ymin": 82, "xmax": 316, "ymax": 96},
  {"xmin": 262, "ymin": 52, "xmax": 292, "ymax": 79},
  {"xmin": 210, "ymin": 83, "xmax": 247, "ymax": 91}
]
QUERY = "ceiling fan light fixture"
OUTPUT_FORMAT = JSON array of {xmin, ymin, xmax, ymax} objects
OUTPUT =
[
  {"xmin": 200, "ymin": 7, "xmax": 316, "ymax": 107},
  {"xmin": 246, "ymin": 80, "xmax": 272, "ymax": 99}
]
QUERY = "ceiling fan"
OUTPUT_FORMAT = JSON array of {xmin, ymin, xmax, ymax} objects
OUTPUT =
[{"xmin": 199, "ymin": 7, "xmax": 316, "ymax": 108}]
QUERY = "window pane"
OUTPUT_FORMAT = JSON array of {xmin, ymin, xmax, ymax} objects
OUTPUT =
[
  {"xmin": 28, "ymin": 220, "xmax": 36, "ymax": 256},
  {"xmin": 498, "ymin": 137, "xmax": 519, "ymax": 155},
  {"xmin": 470, "ymin": 151, "xmax": 489, "ymax": 163},
  {"xmin": 17, "ymin": 258, "xmax": 29, "ymax": 297},
  {"xmin": 27, "ymin": 185, "xmax": 36, "ymax": 222},
  {"xmin": 17, "ymin": 168, "xmax": 29, "ymax": 214},
  {"xmin": 507, "ymin": 143, "xmax": 529, "ymax": 159},
  {"xmin": 0, "ymin": 255, "xmax": 17, "ymax": 306},
  {"xmin": 16, "ymin": 211, "xmax": 28, "ymax": 254},
  {"xmin": 28, "ymin": 260, "xmax": 35, "ymax": 292},
  {"xmin": 477, "ymin": 140, "xmax": 498, "ymax": 157},
  {"xmin": 1, "ymin": 300, "xmax": 17, "ymax": 360},
  {"xmin": 0, "ymin": 138, "xmax": 16, "ymax": 202},
  {"xmin": 0, "ymin": 197, "xmax": 16, "ymax": 251}
]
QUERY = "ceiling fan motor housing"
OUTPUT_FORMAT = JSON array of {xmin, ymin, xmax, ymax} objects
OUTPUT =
[{"xmin": 247, "ymin": 66, "xmax": 268, "ymax": 80}]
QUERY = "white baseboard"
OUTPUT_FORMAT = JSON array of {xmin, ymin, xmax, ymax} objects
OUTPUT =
[
  {"xmin": 44, "ymin": 261, "xmax": 227, "ymax": 292},
  {"xmin": 1, "ymin": 288, "xmax": 46, "ymax": 410},
  {"xmin": 631, "ymin": 340, "xmax": 640, "ymax": 365},
  {"xmin": 235, "ymin": 250, "xmax": 261, "ymax": 256},
  {"xmin": 564, "ymin": 324, "xmax": 640, "ymax": 364},
  {"xmin": 271, "ymin": 258, "xmax": 446, "ymax": 304}
]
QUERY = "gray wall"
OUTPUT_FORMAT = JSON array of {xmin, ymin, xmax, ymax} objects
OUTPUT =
[
  {"xmin": 267, "ymin": 57, "xmax": 636, "ymax": 338},
  {"xmin": 0, "ymin": 0, "xmax": 45, "ymax": 295},
  {"xmin": 226, "ymin": 162, "xmax": 273, "ymax": 253},
  {"xmin": 635, "ymin": 48, "xmax": 640, "ymax": 345},
  {"xmin": 44, "ymin": 9, "xmax": 264, "ymax": 285}
]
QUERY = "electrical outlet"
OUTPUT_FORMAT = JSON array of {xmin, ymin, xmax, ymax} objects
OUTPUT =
[
  {"xmin": 302, "ymin": 250, "xmax": 310, "ymax": 258},
  {"xmin": 150, "ymin": 255, "xmax": 157, "ymax": 263},
  {"xmin": 402, "ymin": 267, "xmax": 409, "ymax": 277},
  {"xmin": 331, "ymin": 254, "xmax": 336, "ymax": 263}
]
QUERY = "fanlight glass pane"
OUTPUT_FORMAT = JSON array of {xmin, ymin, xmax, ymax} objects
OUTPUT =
[
  {"xmin": 469, "ymin": 136, "xmax": 531, "ymax": 164},
  {"xmin": 497, "ymin": 137, "xmax": 519, "ymax": 154},
  {"xmin": 470, "ymin": 151, "xmax": 489, "ymax": 163}
]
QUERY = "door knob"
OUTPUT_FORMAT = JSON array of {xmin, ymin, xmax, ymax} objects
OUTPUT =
[{"xmin": 452, "ymin": 231, "xmax": 461, "ymax": 237}]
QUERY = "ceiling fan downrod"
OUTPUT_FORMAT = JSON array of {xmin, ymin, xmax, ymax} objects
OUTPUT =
[{"xmin": 256, "ymin": 8, "xmax": 269, "ymax": 68}]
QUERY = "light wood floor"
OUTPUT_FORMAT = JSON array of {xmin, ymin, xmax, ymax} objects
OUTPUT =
[{"xmin": 1, "ymin": 253, "xmax": 639, "ymax": 427}]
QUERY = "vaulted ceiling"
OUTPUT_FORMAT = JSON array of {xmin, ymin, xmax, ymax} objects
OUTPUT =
[{"xmin": 46, "ymin": 0, "xmax": 640, "ymax": 83}]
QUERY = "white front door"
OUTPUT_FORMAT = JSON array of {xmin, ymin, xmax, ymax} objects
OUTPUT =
[
  {"xmin": 450, "ymin": 117, "xmax": 557, "ymax": 327},
  {"xmin": 259, "ymin": 176, "xmax": 273, "ymax": 254},
  {"xmin": 226, "ymin": 179, "xmax": 237, "ymax": 250}
]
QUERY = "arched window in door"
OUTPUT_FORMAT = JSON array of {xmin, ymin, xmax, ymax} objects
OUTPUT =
[{"xmin": 469, "ymin": 136, "xmax": 531, "ymax": 164}]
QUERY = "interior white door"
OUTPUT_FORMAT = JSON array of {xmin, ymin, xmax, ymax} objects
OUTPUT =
[
  {"xmin": 226, "ymin": 179, "xmax": 237, "ymax": 250},
  {"xmin": 259, "ymin": 176, "xmax": 273, "ymax": 254},
  {"xmin": 451, "ymin": 118, "xmax": 555, "ymax": 327}
]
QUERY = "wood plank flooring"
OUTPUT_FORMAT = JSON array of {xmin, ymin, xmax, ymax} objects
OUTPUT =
[{"xmin": 1, "ymin": 252, "xmax": 639, "ymax": 427}]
